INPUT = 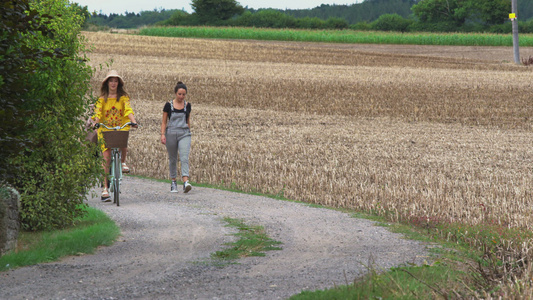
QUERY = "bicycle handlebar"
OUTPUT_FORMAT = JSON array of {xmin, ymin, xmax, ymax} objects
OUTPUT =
[{"xmin": 95, "ymin": 122, "xmax": 138, "ymax": 130}]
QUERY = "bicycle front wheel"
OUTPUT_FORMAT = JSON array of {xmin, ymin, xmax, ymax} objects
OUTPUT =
[{"xmin": 113, "ymin": 150, "xmax": 121, "ymax": 206}]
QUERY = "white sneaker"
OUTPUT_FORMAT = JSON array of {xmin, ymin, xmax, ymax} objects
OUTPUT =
[
  {"xmin": 183, "ymin": 181, "xmax": 192, "ymax": 193},
  {"xmin": 170, "ymin": 181, "xmax": 178, "ymax": 193}
]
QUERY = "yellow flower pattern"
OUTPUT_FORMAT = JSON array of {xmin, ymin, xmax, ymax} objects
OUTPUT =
[
  {"xmin": 93, "ymin": 96, "xmax": 133, "ymax": 129},
  {"xmin": 104, "ymin": 105, "xmax": 123, "ymax": 127},
  {"xmin": 92, "ymin": 96, "xmax": 134, "ymax": 151}
]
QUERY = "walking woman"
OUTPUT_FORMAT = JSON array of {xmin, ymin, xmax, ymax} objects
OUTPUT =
[
  {"xmin": 93, "ymin": 70, "xmax": 138, "ymax": 201},
  {"xmin": 161, "ymin": 81, "xmax": 192, "ymax": 193}
]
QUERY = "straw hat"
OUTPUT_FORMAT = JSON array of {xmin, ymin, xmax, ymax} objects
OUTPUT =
[{"xmin": 102, "ymin": 70, "xmax": 124, "ymax": 85}]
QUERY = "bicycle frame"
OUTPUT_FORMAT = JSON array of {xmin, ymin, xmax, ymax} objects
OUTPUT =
[
  {"xmin": 97, "ymin": 122, "xmax": 135, "ymax": 206},
  {"xmin": 108, "ymin": 147, "xmax": 122, "ymax": 206}
]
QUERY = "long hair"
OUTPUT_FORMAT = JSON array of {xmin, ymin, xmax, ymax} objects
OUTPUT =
[{"xmin": 100, "ymin": 78, "xmax": 129, "ymax": 103}]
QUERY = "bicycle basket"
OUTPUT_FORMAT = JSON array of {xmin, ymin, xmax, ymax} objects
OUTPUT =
[{"xmin": 102, "ymin": 130, "xmax": 129, "ymax": 148}]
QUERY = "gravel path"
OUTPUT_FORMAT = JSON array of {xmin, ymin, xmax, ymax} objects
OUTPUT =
[{"xmin": 1, "ymin": 176, "xmax": 429, "ymax": 299}]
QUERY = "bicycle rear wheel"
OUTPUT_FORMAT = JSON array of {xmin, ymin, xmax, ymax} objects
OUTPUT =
[{"xmin": 113, "ymin": 150, "xmax": 121, "ymax": 206}]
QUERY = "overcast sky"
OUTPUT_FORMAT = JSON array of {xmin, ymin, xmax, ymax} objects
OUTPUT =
[{"xmin": 73, "ymin": 0, "xmax": 361, "ymax": 15}]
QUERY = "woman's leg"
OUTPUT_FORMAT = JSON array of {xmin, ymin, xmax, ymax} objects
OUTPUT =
[
  {"xmin": 165, "ymin": 132, "xmax": 179, "ymax": 192},
  {"xmin": 121, "ymin": 147, "xmax": 127, "ymax": 163},
  {"xmin": 177, "ymin": 134, "xmax": 191, "ymax": 179},
  {"xmin": 177, "ymin": 132, "xmax": 192, "ymax": 193},
  {"xmin": 165, "ymin": 132, "xmax": 179, "ymax": 180},
  {"xmin": 120, "ymin": 147, "xmax": 130, "ymax": 172},
  {"xmin": 102, "ymin": 149, "xmax": 111, "ymax": 196}
]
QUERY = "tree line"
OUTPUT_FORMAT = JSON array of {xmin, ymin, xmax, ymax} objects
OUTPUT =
[{"xmin": 83, "ymin": 0, "xmax": 533, "ymax": 33}]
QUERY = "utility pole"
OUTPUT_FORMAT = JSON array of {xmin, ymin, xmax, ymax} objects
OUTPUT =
[{"xmin": 511, "ymin": 0, "xmax": 520, "ymax": 64}]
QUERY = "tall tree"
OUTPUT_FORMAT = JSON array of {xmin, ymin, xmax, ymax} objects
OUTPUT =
[
  {"xmin": 285, "ymin": 0, "xmax": 418, "ymax": 24},
  {"xmin": 411, "ymin": 0, "xmax": 464, "ymax": 24},
  {"xmin": 469, "ymin": 0, "xmax": 510, "ymax": 25},
  {"xmin": 191, "ymin": 0, "xmax": 244, "ymax": 24},
  {"xmin": 412, "ymin": 0, "xmax": 510, "ymax": 26}
]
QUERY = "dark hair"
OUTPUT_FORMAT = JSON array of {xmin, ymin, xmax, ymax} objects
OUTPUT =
[{"xmin": 174, "ymin": 81, "xmax": 187, "ymax": 93}]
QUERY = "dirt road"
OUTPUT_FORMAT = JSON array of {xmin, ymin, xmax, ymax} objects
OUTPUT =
[{"xmin": 1, "ymin": 176, "xmax": 428, "ymax": 299}]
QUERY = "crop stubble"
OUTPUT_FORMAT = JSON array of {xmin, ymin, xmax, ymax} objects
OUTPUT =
[{"xmin": 84, "ymin": 32, "xmax": 533, "ymax": 230}]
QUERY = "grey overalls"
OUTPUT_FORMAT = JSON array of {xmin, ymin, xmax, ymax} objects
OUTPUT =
[{"xmin": 165, "ymin": 101, "xmax": 191, "ymax": 179}]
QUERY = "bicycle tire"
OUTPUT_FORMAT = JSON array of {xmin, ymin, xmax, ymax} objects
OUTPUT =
[
  {"xmin": 114, "ymin": 150, "xmax": 121, "ymax": 206},
  {"xmin": 108, "ymin": 153, "xmax": 114, "ymax": 193}
]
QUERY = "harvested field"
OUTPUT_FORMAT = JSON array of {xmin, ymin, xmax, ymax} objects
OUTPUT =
[{"xmin": 83, "ymin": 31, "xmax": 533, "ymax": 230}]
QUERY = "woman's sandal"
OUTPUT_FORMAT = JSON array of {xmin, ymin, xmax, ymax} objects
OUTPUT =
[
  {"xmin": 122, "ymin": 163, "xmax": 130, "ymax": 173},
  {"xmin": 101, "ymin": 189, "xmax": 111, "ymax": 202}
]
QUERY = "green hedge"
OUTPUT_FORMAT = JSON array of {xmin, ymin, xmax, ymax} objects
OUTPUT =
[{"xmin": 1, "ymin": 0, "xmax": 101, "ymax": 231}]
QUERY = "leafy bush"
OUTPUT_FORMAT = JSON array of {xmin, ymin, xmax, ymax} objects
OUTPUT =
[
  {"xmin": 0, "ymin": 0, "xmax": 50, "ymax": 183},
  {"xmin": 350, "ymin": 21, "xmax": 372, "ymax": 31},
  {"xmin": 241, "ymin": 9, "xmax": 297, "ymax": 28},
  {"xmin": 519, "ymin": 20, "xmax": 533, "ymax": 34},
  {"xmin": 231, "ymin": 10, "xmax": 253, "ymax": 27},
  {"xmin": 487, "ymin": 23, "xmax": 511, "ymax": 34},
  {"xmin": 295, "ymin": 17, "xmax": 325, "ymax": 29},
  {"xmin": 408, "ymin": 21, "xmax": 462, "ymax": 33},
  {"xmin": 371, "ymin": 13, "xmax": 413, "ymax": 32},
  {"xmin": 0, "ymin": 189, "xmax": 5, "ymax": 244},
  {"xmin": 192, "ymin": 0, "xmax": 244, "ymax": 25},
  {"xmin": 157, "ymin": 10, "xmax": 191, "ymax": 26},
  {"xmin": 324, "ymin": 17, "xmax": 349, "ymax": 30},
  {"xmin": 1, "ymin": 0, "xmax": 101, "ymax": 231}
]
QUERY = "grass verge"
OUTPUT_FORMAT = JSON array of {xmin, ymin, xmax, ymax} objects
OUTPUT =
[
  {"xmin": 0, "ymin": 205, "xmax": 119, "ymax": 272},
  {"xmin": 288, "ymin": 217, "xmax": 474, "ymax": 299}
]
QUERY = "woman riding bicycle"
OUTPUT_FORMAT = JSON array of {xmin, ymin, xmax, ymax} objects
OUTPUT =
[{"xmin": 92, "ymin": 70, "xmax": 138, "ymax": 201}]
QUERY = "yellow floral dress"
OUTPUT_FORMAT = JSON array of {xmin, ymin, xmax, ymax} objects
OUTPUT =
[{"xmin": 92, "ymin": 96, "xmax": 134, "ymax": 151}]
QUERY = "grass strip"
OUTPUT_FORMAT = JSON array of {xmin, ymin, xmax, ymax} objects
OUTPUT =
[
  {"xmin": 138, "ymin": 26, "xmax": 533, "ymax": 47},
  {"xmin": 212, "ymin": 217, "xmax": 282, "ymax": 260},
  {"xmin": 0, "ymin": 206, "xmax": 119, "ymax": 272},
  {"xmin": 290, "ymin": 263, "xmax": 463, "ymax": 299}
]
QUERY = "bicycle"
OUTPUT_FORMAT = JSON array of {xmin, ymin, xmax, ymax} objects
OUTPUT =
[{"xmin": 96, "ymin": 122, "xmax": 137, "ymax": 206}]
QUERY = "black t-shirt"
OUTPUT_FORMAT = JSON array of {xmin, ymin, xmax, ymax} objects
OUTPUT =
[{"xmin": 163, "ymin": 101, "xmax": 191, "ymax": 121}]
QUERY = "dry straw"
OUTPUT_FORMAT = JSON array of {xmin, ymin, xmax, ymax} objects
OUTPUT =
[{"xmin": 85, "ymin": 31, "xmax": 533, "ymax": 230}]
